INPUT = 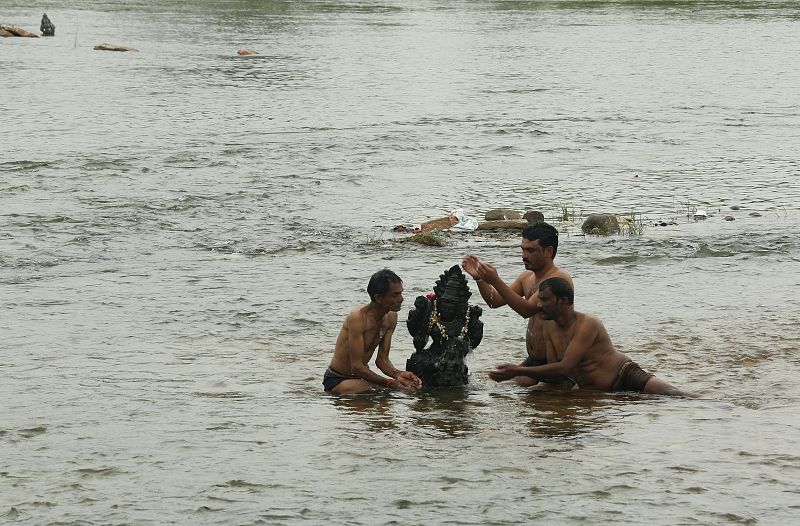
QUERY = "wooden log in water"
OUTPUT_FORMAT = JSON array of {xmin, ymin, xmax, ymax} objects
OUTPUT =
[
  {"xmin": 94, "ymin": 43, "xmax": 138, "ymax": 52},
  {"xmin": 476, "ymin": 219, "xmax": 529, "ymax": 230},
  {"xmin": 0, "ymin": 25, "xmax": 40, "ymax": 37}
]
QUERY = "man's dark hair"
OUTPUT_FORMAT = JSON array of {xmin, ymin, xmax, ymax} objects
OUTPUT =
[
  {"xmin": 522, "ymin": 221, "xmax": 559, "ymax": 258},
  {"xmin": 539, "ymin": 277, "xmax": 573, "ymax": 305},
  {"xmin": 367, "ymin": 269, "xmax": 402, "ymax": 301}
]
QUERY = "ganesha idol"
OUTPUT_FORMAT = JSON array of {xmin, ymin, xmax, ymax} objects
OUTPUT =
[{"xmin": 406, "ymin": 265, "xmax": 483, "ymax": 387}]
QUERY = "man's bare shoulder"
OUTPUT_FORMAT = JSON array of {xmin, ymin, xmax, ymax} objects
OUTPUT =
[
  {"xmin": 511, "ymin": 270, "xmax": 535, "ymax": 286},
  {"xmin": 343, "ymin": 305, "xmax": 368, "ymax": 328},
  {"xmin": 551, "ymin": 266, "xmax": 573, "ymax": 285},
  {"xmin": 575, "ymin": 312, "xmax": 604, "ymax": 332}
]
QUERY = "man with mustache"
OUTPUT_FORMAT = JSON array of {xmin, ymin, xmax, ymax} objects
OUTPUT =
[
  {"xmin": 489, "ymin": 278, "xmax": 700, "ymax": 397},
  {"xmin": 323, "ymin": 269, "xmax": 422, "ymax": 394},
  {"xmin": 462, "ymin": 222, "xmax": 575, "ymax": 389}
]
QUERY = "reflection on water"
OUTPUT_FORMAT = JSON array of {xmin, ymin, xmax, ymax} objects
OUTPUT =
[
  {"xmin": 521, "ymin": 390, "xmax": 618, "ymax": 439},
  {"xmin": 329, "ymin": 387, "xmax": 485, "ymax": 436},
  {"xmin": 330, "ymin": 392, "xmax": 399, "ymax": 432},
  {"xmin": 406, "ymin": 388, "xmax": 482, "ymax": 437}
]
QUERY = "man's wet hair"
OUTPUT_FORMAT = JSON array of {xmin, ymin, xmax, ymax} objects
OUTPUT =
[
  {"xmin": 522, "ymin": 221, "xmax": 559, "ymax": 258},
  {"xmin": 539, "ymin": 277, "xmax": 573, "ymax": 305},
  {"xmin": 367, "ymin": 268, "xmax": 402, "ymax": 301}
]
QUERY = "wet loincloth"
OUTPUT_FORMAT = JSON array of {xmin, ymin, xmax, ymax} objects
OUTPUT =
[
  {"xmin": 322, "ymin": 366, "xmax": 361, "ymax": 392},
  {"xmin": 610, "ymin": 360, "xmax": 655, "ymax": 393}
]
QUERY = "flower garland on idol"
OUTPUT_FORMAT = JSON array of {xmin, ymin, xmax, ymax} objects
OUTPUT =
[{"xmin": 425, "ymin": 293, "xmax": 470, "ymax": 341}]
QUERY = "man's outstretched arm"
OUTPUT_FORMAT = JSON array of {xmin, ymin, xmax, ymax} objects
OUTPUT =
[
  {"xmin": 474, "ymin": 260, "xmax": 538, "ymax": 318},
  {"xmin": 375, "ymin": 313, "xmax": 421, "ymax": 389}
]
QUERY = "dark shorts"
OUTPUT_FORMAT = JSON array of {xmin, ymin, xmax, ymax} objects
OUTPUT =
[
  {"xmin": 611, "ymin": 360, "xmax": 655, "ymax": 393},
  {"xmin": 322, "ymin": 366, "xmax": 361, "ymax": 392},
  {"xmin": 520, "ymin": 356, "xmax": 576, "ymax": 387}
]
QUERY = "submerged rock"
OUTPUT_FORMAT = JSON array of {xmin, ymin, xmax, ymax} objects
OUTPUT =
[
  {"xmin": 581, "ymin": 213, "xmax": 620, "ymax": 235},
  {"xmin": 523, "ymin": 210, "xmax": 544, "ymax": 224},
  {"xmin": 237, "ymin": 49, "xmax": 258, "ymax": 55}
]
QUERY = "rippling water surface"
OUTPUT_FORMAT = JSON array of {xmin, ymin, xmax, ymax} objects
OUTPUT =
[{"xmin": 2, "ymin": 1, "xmax": 799, "ymax": 524}]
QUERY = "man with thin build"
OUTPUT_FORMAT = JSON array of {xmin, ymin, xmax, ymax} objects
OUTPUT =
[{"xmin": 323, "ymin": 269, "xmax": 422, "ymax": 394}]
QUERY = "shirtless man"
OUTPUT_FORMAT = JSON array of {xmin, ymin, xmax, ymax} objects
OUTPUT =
[
  {"xmin": 462, "ymin": 222, "xmax": 574, "ymax": 388},
  {"xmin": 323, "ymin": 269, "xmax": 422, "ymax": 395},
  {"xmin": 489, "ymin": 278, "xmax": 700, "ymax": 397}
]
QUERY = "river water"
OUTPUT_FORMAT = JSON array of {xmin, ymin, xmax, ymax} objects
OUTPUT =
[{"xmin": 2, "ymin": 1, "xmax": 799, "ymax": 524}]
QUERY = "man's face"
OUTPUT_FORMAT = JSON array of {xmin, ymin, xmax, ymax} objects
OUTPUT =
[
  {"xmin": 521, "ymin": 239, "xmax": 549, "ymax": 272},
  {"xmin": 537, "ymin": 286, "xmax": 559, "ymax": 319},
  {"xmin": 377, "ymin": 282, "xmax": 404, "ymax": 312}
]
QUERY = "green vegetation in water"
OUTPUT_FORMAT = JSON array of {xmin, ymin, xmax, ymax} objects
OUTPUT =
[
  {"xmin": 364, "ymin": 229, "xmax": 386, "ymax": 246},
  {"xmin": 400, "ymin": 230, "xmax": 450, "ymax": 247},
  {"xmin": 558, "ymin": 203, "xmax": 579, "ymax": 222},
  {"xmin": 677, "ymin": 198, "xmax": 697, "ymax": 220},
  {"xmin": 619, "ymin": 212, "xmax": 647, "ymax": 236}
]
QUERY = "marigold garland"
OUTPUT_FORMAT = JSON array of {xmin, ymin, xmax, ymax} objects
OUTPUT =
[{"xmin": 426, "ymin": 301, "xmax": 470, "ymax": 341}]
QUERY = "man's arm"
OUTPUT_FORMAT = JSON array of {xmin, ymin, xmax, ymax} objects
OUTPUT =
[
  {"xmin": 486, "ymin": 267, "xmax": 574, "ymax": 319},
  {"xmin": 489, "ymin": 360, "xmax": 572, "ymax": 382},
  {"xmin": 374, "ymin": 312, "xmax": 400, "ymax": 378},
  {"xmin": 462, "ymin": 254, "xmax": 524, "ymax": 310},
  {"xmin": 347, "ymin": 312, "xmax": 395, "ymax": 387},
  {"xmin": 476, "ymin": 262, "xmax": 537, "ymax": 318},
  {"xmin": 489, "ymin": 317, "xmax": 598, "ymax": 382},
  {"xmin": 374, "ymin": 313, "xmax": 422, "ymax": 389}
]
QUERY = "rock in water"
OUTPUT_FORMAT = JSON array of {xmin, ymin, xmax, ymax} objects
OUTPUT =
[{"xmin": 581, "ymin": 213, "xmax": 620, "ymax": 235}]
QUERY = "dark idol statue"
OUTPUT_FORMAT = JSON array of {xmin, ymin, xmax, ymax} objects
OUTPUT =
[
  {"xmin": 406, "ymin": 265, "xmax": 483, "ymax": 387},
  {"xmin": 41, "ymin": 13, "xmax": 55, "ymax": 36}
]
